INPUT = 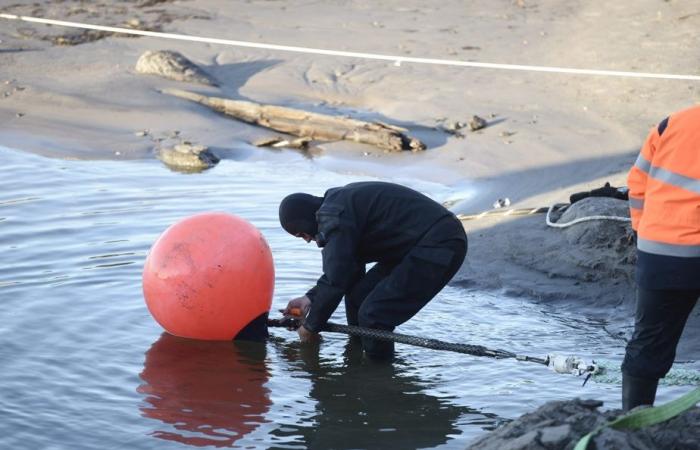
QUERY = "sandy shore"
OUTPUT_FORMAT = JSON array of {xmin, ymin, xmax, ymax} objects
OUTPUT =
[{"xmin": 1, "ymin": 0, "xmax": 698, "ymax": 358}]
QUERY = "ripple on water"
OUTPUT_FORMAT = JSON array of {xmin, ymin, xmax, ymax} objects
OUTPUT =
[{"xmin": 0, "ymin": 146, "xmax": 670, "ymax": 450}]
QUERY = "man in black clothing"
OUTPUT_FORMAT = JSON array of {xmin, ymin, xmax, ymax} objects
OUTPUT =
[{"xmin": 279, "ymin": 182, "xmax": 467, "ymax": 358}]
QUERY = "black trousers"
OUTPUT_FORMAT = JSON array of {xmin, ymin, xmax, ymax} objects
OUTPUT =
[
  {"xmin": 344, "ymin": 216, "xmax": 467, "ymax": 357},
  {"xmin": 622, "ymin": 287, "xmax": 699, "ymax": 380}
]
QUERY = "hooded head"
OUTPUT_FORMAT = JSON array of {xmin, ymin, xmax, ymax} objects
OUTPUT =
[{"xmin": 278, "ymin": 193, "xmax": 323, "ymax": 238}]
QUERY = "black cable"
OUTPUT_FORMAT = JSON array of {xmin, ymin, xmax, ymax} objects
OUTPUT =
[{"xmin": 268, "ymin": 317, "xmax": 548, "ymax": 365}]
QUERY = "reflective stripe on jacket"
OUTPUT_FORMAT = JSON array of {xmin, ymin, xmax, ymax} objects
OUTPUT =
[{"xmin": 628, "ymin": 105, "xmax": 700, "ymax": 257}]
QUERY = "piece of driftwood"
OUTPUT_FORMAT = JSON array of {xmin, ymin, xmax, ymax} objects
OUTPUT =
[{"xmin": 162, "ymin": 88, "xmax": 426, "ymax": 152}]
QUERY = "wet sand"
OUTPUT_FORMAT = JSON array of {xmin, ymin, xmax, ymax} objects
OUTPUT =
[{"xmin": 1, "ymin": 0, "xmax": 699, "ymax": 358}]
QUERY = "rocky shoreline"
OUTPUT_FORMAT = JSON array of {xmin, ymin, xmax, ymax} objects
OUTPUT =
[{"xmin": 468, "ymin": 398, "xmax": 700, "ymax": 450}]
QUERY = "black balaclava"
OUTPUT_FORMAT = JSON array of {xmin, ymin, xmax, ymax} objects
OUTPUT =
[{"xmin": 278, "ymin": 193, "xmax": 324, "ymax": 236}]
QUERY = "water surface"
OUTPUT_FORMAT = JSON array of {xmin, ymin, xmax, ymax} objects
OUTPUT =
[{"xmin": 0, "ymin": 147, "xmax": 689, "ymax": 449}]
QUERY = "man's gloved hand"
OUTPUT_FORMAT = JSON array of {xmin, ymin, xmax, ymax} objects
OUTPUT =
[
  {"xmin": 282, "ymin": 295, "xmax": 311, "ymax": 318},
  {"xmin": 281, "ymin": 296, "xmax": 320, "ymax": 342}
]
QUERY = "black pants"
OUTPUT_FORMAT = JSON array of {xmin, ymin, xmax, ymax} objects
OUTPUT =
[
  {"xmin": 344, "ymin": 215, "xmax": 467, "ymax": 357},
  {"xmin": 622, "ymin": 287, "xmax": 699, "ymax": 380}
]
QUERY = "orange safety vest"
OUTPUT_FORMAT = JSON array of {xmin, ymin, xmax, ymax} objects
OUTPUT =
[{"xmin": 628, "ymin": 105, "xmax": 700, "ymax": 257}]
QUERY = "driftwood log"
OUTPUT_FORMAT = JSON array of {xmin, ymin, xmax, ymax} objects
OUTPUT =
[{"xmin": 162, "ymin": 88, "xmax": 426, "ymax": 152}]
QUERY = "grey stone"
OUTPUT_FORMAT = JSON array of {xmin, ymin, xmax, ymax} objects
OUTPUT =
[
  {"xmin": 578, "ymin": 399, "xmax": 604, "ymax": 409},
  {"xmin": 595, "ymin": 427, "xmax": 652, "ymax": 450},
  {"xmin": 135, "ymin": 50, "xmax": 217, "ymax": 86},
  {"xmin": 467, "ymin": 398, "xmax": 700, "ymax": 450},
  {"xmin": 500, "ymin": 430, "xmax": 543, "ymax": 450},
  {"xmin": 157, "ymin": 142, "xmax": 219, "ymax": 172},
  {"xmin": 468, "ymin": 115, "xmax": 488, "ymax": 131},
  {"xmin": 539, "ymin": 424, "xmax": 571, "ymax": 447}
]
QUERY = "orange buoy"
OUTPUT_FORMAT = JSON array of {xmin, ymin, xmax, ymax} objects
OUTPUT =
[{"xmin": 143, "ymin": 212, "xmax": 274, "ymax": 340}]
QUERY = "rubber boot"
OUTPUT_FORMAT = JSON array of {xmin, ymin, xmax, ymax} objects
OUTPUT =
[{"xmin": 622, "ymin": 374, "xmax": 658, "ymax": 411}]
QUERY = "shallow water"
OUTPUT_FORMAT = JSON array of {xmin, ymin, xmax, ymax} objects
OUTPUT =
[{"xmin": 0, "ymin": 146, "xmax": 693, "ymax": 450}]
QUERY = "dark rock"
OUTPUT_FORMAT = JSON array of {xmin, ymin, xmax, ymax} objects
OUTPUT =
[
  {"xmin": 499, "ymin": 430, "xmax": 541, "ymax": 450},
  {"xmin": 595, "ymin": 427, "xmax": 653, "ymax": 449},
  {"xmin": 539, "ymin": 424, "xmax": 570, "ymax": 447},
  {"xmin": 469, "ymin": 115, "xmax": 488, "ymax": 131},
  {"xmin": 467, "ymin": 398, "xmax": 700, "ymax": 450}
]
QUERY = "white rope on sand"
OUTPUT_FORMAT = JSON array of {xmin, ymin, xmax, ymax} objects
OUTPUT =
[
  {"xmin": 457, "ymin": 206, "xmax": 553, "ymax": 221},
  {"xmin": 2, "ymin": 13, "xmax": 700, "ymax": 81},
  {"xmin": 457, "ymin": 204, "xmax": 631, "ymax": 228},
  {"xmin": 545, "ymin": 203, "xmax": 631, "ymax": 228}
]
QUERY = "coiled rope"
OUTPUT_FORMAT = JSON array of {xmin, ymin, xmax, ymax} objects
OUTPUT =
[
  {"xmin": 456, "ymin": 203, "xmax": 631, "ymax": 229},
  {"xmin": 545, "ymin": 203, "xmax": 631, "ymax": 228},
  {"xmin": 456, "ymin": 205, "xmax": 563, "ymax": 222}
]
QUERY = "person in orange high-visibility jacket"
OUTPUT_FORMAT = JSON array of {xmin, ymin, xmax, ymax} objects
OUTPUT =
[{"xmin": 622, "ymin": 105, "xmax": 700, "ymax": 411}]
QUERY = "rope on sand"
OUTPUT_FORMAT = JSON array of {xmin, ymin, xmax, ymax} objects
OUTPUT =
[
  {"xmin": 454, "ymin": 203, "xmax": 700, "ymax": 386},
  {"xmin": 2, "ymin": 13, "xmax": 700, "ymax": 81},
  {"xmin": 456, "ymin": 205, "xmax": 562, "ymax": 221},
  {"xmin": 456, "ymin": 203, "xmax": 631, "ymax": 228},
  {"xmin": 545, "ymin": 203, "xmax": 631, "ymax": 228}
]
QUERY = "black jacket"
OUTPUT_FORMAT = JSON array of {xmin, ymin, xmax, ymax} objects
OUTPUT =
[{"xmin": 304, "ymin": 182, "xmax": 457, "ymax": 331}]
